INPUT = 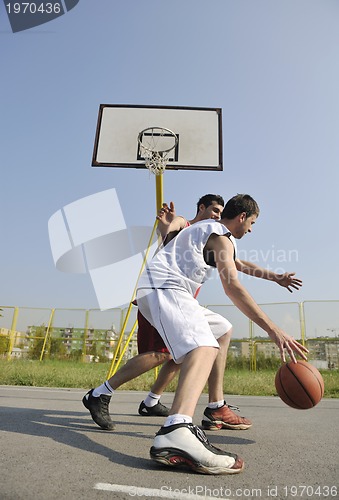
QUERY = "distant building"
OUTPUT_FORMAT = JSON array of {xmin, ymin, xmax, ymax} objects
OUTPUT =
[
  {"xmin": 2, "ymin": 322, "xmax": 338, "ymax": 367},
  {"xmin": 229, "ymin": 337, "xmax": 339, "ymax": 369}
]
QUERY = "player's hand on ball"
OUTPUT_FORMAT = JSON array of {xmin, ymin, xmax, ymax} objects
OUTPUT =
[{"xmin": 270, "ymin": 329, "xmax": 308, "ymax": 363}]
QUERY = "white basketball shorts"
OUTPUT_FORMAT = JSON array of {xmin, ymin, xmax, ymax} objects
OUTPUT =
[{"xmin": 136, "ymin": 288, "xmax": 232, "ymax": 364}]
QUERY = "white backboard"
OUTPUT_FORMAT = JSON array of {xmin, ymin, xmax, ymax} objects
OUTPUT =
[{"xmin": 92, "ymin": 104, "xmax": 223, "ymax": 171}]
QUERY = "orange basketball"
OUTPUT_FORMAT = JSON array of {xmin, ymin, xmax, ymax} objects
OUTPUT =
[{"xmin": 275, "ymin": 360, "xmax": 324, "ymax": 409}]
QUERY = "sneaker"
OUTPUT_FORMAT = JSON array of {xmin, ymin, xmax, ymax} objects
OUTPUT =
[
  {"xmin": 150, "ymin": 423, "xmax": 244, "ymax": 475},
  {"xmin": 138, "ymin": 400, "xmax": 170, "ymax": 417},
  {"xmin": 202, "ymin": 402, "xmax": 252, "ymax": 431},
  {"xmin": 82, "ymin": 389, "xmax": 116, "ymax": 430}
]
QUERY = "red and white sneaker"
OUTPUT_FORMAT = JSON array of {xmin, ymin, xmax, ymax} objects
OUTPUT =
[
  {"xmin": 202, "ymin": 402, "xmax": 252, "ymax": 431},
  {"xmin": 150, "ymin": 423, "xmax": 244, "ymax": 475}
]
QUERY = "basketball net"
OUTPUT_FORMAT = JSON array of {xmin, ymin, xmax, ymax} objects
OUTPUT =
[
  {"xmin": 140, "ymin": 148, "xmax": 168, "ymax": 175},
  {"xmin": 138, "ymin": 127, "xmax": 178, "ymax": 176}
]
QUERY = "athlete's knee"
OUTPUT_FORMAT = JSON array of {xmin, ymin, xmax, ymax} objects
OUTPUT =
[
  {"xmin": 150, "ymin": 351, "xmax": 171, "ymax": 365},
  {"xmin": 225, "ymin": 326, "xmax": 233, "ymax": 339},
  {"xmin": 218, "ymin": 327, "xmax": 233, "ymax": 346}
]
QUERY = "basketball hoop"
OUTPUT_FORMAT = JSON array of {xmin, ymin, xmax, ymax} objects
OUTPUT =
[{"xmin": 138, "ymin": 126, "xmax": 178, "ymax": 175}]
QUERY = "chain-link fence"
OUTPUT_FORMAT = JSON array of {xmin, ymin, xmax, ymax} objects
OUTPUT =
[{"xmin": 1, "ymin": 301, "xmax": 338, "ymax": 371}]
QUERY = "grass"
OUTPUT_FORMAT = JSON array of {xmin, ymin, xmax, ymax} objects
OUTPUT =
[{"xmin": 1, "ymin": 359, "xmax": 338, "ymax": 398}]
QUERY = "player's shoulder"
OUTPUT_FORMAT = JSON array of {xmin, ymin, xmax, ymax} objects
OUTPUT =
[
  {"xmin": 171, "ymin": 215, "xmax": 188, "ymax": 228},
  {"xmin": 199, "ymin": 219, "xmax": 227, "ymax": 233},
  {"xmin": 194, "ymin": 218, "xmax": 220, "ymax": 227}
]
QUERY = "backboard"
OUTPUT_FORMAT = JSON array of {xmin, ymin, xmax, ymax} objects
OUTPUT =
[{"xmin": 92, "ymin": 104, "xmax": 223, "ymax": 171}]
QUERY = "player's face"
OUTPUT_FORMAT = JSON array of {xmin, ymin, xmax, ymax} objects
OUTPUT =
[
  {"xmin": 241, "ymin": 213, "xmax": 257, "ymax": 237},
  {"xmin": 200, "ymin": 201, "xmax": 224, "ymax": 220},
  {"xmin": 234, "ymin": 213, "xmax": 257, "ymax": 239}
]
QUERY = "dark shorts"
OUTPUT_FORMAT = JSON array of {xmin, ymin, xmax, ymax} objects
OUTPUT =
[{"xmin": 137, "ymin": 309, "xmax": 170, "ymax": 354}]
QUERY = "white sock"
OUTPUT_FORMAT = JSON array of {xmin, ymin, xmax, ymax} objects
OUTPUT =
[
  {"xmin": 143, "ymin": 391, "xmax": 161, "ymax": 408},
  {"xmin": 92, "ymin": 381, "xmax": 114, "ymax": 397},
  {"xmin": 163, "ymin": 414, "xmax": 192, "ymax": 427},
  {"xmin": 207, "ymin": 399, "xmax": 225, "ymax": 409}
]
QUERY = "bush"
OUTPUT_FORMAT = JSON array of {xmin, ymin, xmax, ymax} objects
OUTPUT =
[
  {"xmin": 255, "ymin": 352, "xmax": 281, "ymax": 370},
  {"xmin": 0, "ymin": 335, "xmax": 9, "ymax": 355}
]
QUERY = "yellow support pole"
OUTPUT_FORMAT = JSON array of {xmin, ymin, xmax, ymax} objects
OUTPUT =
[
  {"xmin": 299, "ymin": 301, "xmax": 306, "ymax": 345},
  {"xmin": 82, "ymin": 309, "xmax": 90, "ymax": 360},
  {"xmin": 251, "ymin": 341, "xmax": 257, "ymax": 372},
  {"xmin": 6, "ymin": 307, "xmax": 19, "ymax": 361},
  {"xmin": 106, "ymin": 219, "xmax": 159, "ymax": 379},
  {"xmin": 39, "ymin": 308, "xmax": 55, "ymax": 361},
  {"xmin": 107, "ymin": 303, "xmax": 135, "ymax": 378},
  {"xmin": 110, "ymin": 317, "xmax": 139, "ymax": 376},
  {"xmin": 249, "ymin": 319, "xmax": 255, "ymax": 371}
]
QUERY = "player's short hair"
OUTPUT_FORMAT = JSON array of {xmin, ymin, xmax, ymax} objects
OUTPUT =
[
  {"xmin": 221, "ymin": 194, "xmax": 260, "ymax": 219},
  {"xmin": 196, "ymin": 194, "xmax": 225, "ymax": 214}
]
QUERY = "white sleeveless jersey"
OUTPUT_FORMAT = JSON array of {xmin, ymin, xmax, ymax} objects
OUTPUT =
[{"xmin": 138, "ymin": 220, "xmax": 237, "ymax": 297}]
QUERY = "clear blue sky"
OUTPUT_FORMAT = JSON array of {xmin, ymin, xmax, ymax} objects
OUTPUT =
[{"xmin": 1, "ymin": 0, "xmax": 339, "ymax": 317}]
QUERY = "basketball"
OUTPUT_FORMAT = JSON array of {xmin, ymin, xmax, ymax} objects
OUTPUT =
[{"xmin": 275, "ymin": 360, "xmax": 324, "ymax": 409}]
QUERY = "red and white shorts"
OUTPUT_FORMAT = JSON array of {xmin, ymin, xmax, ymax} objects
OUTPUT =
[
  {"xmin": 137, "ymin": 309, "xmax": 169, "ymax": 354},
  {"xmin": 136, "ymin": 288, "xmax": 232, "ymax": 363}
]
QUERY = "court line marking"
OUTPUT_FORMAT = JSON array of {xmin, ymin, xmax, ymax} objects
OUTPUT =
[{"xmin": 94, "ymin": 483, "xmax": 232, "ymax": 499}]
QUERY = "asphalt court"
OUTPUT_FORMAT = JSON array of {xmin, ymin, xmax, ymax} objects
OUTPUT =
[{"xmin": 0, "ymin": 386, "xmax": 338, "ymax": 500}]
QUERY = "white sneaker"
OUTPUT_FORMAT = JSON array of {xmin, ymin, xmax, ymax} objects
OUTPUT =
[{"xmin": 150, "ymin": 423, "xmax": 244, "ymax": 474}]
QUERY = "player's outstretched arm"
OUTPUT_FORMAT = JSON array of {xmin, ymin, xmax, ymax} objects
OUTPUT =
[
  {"xmin": 156, "ymin": 202, "xmax": 186, "ymax": 241},
  {"xmin": 209, "ymin": 236, "xmax": 308, "ymax": 362},
  {"xmin": 235, "ymin": 259, "xmax": 302, "ymax": 293},
  {"xmin": 156, "ymin": 202, "xmax": 176, "ymax": 239}
]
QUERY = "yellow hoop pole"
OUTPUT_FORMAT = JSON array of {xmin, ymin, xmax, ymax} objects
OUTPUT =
[
  {"xmin": 106, "ymin": 172, "xmax": 164, "ymax": 380},
  {"xmin": 153, "ymin": 173, "xmax": 164, "ymax": 381},
  {"xmin": 155, "ymin": 173, "xmax": 164, "ymax": 212}
]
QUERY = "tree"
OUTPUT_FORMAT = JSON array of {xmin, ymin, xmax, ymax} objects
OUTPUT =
[{"xmin": 28, "ymin": 325, "xmax": 46, "ymax": 359}]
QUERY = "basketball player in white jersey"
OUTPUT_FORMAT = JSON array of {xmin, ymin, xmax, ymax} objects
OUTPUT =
[{"xmin": 136, "ymin": 194, "xmax": 308, "ymax": 475}]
